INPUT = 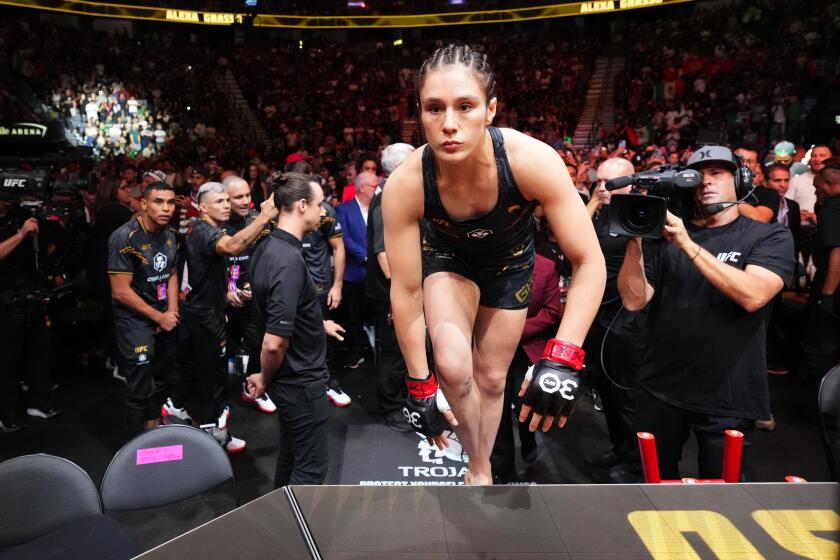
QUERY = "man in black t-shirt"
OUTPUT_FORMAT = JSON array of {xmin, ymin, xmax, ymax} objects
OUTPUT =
[
  {"xmin": 247, "ymin": 173, "xmax": 345, "ymax": 488},
  {"xmin": 803, "ymin": 159, "xmax": 840, "ymax": 378},
  {"xmin": 618, "ymin": 146, "xmax": 794, "ymax": 480},
  {"xmin": 221, "ymin": 176, "xmax": 276, "ymax": 414},
  {"xmin": 175, "ymin": 181, "xmax": 277, "ymax": 455},
  {"xmin": 582, "ymin": 158, "xmax": 648, "ymax": 482},
  {"xmin": 301, "ymin": 201, "xmax": 351, "ymax": 406},
  {"xmin": 735, "ymin": 146, "xmax": 779, "ymax": 223},
  {"xmin": 0, "ymin": 208, "xmax": 60, "ymax": 432},
  {"xmin": 366, "ymin": 142, "xmax": 414, "ymax": 431},
  {"xmin": 107, "ymin": 182, "xmax": 180, "ymax": 438}
]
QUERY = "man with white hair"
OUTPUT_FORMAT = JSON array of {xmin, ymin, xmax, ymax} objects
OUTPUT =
[
  {"xmin": 584, "ymin": 157, "xmax": 649, "ymax": 483},
  {"xmin": 377, "ymin": 143, "xmax": 415, "ymax": 193},
  {"xmin": 366, "ymin": 143, "xmax": 415, "ymax": 430},
  {"xmin": 165, "ymin": 181, "xmax": 277, "ymax": 454},
  {"xmin": 336, "ymin": 170, "xmax": 378, "ymax": 369}
]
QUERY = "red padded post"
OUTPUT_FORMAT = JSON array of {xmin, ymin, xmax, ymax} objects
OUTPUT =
[
  {"xmin": 722, "ymin": 429, "xmax": 744, "ymax": 483},
  {"xmin": 637, "ymin": 432, "xmax": 660, "ymax": 484}
]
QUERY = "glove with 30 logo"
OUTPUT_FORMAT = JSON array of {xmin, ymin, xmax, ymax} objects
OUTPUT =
[
  {"xmin": 403, "ymin": 371, "xmax": 448, "ymax": 438},
  {"xmin": 521, "ymin": 338, "xmax": 584, "ymax": 425}
]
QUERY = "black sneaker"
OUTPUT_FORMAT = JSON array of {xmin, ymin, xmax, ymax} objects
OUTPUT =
[{"xmin": 0, "ymin": 412, "xmax": 27, "ymax": 433}]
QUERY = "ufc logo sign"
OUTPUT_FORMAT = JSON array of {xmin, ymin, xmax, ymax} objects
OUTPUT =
[{"xmin": 3, "ymin": 178, "xmax": 26, "ymax": 188}]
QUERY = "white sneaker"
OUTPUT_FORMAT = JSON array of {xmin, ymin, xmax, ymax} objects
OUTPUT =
[
  {"xmin": 203, "ymin": 406, "xmax": 246, "ymax": 455},
  {"xmin": 326, "ymin": 385, "xmax": 352, "ymax": 407},
  {"xmin": 161, "ymin": 398, "xmax": 193, "ymax": 425},
  {"xmin": 241, "ymin": 386, "xmax": 277, "ymax": 413}
]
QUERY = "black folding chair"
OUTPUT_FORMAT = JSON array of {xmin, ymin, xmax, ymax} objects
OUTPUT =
[
  {"xmin": 100, "ymin": 424, "xmax": 239, "ymax": 511},
  {"xmin": 818, "ymin": 365, "xmax": 840, "ymax": 481},
  {"xmin": 0, "ymin": 454, "xmax": 102, "ymax": 547}
]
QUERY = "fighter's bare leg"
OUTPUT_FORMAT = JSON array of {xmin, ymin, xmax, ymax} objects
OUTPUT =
[
  {"xmin": 423, "ymin": 272, "xmax": 484, "ymax": 482},
  {"xmin": 472, "ymin": 306, "xmax": 527, "ymax": 484}
]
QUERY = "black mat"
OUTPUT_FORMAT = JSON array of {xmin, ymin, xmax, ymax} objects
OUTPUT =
[{"xmin": 339, "ymin": 423, "xmax": 469, "ymax": 485}]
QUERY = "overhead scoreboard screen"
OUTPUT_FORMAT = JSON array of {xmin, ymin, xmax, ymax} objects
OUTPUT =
[{"xmin": 0, "ymin": 0, "xmax": 694, "ymax": 28}]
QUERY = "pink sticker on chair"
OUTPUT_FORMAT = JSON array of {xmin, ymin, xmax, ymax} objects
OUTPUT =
[{"xmin": 136, "ymin": 444, "xmax": 183, "ymax": 465}]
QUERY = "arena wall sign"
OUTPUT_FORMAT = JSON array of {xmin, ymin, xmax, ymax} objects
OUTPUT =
[{"xmin": 0, "ymin": 0, "xmax": 695, "ymax": 28}]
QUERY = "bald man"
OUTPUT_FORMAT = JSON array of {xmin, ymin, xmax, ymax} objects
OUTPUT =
[
  {"xmin": 222, "ymin": 176, "xmax": 276, "ymax": 413},
  {"xmin": 583, "ymin": 158, "xmax": 648, "ymax": 483}
]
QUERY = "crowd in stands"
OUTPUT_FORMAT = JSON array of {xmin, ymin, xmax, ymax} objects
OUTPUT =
[
  {"xmin": 3, "ymin": 19, "xmax": 234, "ymax": 161},
  {"xmin": 609, "ymin": 0, "xmax": 838, "ymax": 154}
]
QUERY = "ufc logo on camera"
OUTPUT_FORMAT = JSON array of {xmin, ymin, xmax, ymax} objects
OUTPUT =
[{"xmin": 3, "ymin": 178, "xmax": 26, "ymax": 188}]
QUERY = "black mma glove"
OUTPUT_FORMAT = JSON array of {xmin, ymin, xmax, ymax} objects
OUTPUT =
[
  {"xmin": 522, "ymin": 338, "xmax": 585, "ymax": 419},
  {"xmin": 403, "ymin": 371, "xmax": 448, "ymax": 438}
]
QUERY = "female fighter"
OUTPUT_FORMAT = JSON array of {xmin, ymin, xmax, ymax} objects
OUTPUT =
[{"xmin": 383, "ymin": 45, "xmax": 605, "ymax": 485}]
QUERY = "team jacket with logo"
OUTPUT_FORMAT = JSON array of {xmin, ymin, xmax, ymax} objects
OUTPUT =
[{"xmin": 107, "ymin": 216, "xmax": 179, "ymax": 326}]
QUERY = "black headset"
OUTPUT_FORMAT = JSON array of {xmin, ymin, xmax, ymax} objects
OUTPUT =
[{"xmin": 730, "ymin": 152, "xmax": 755, "ymax": 200}]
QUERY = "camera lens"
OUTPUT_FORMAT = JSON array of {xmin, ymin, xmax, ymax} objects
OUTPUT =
[{"xmin": 622, "ymin": 197, "xmax": 657, "ymax": 235}]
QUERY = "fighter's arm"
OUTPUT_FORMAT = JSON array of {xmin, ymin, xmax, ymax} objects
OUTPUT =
[
  {"xmin": 382, "ymin": 156, "xmax": 428, "ymax": 379},
  {"xmin": 513, "ymin": 133, "xmax": 606, "ymax": 347},
  {"xmin": 510, "ymin": 132, "xmax": 605, "ymax": 432}
]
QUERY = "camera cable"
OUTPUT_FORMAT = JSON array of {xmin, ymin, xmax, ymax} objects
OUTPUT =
[{"xmin": 598, "ymin": 305, "xmax": 636, "ymax": 391}]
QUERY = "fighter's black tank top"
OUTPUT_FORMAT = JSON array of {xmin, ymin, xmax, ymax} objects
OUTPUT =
[{"xmin": 422, "ymin": 126, "xmax": 536, "ymax": 257}]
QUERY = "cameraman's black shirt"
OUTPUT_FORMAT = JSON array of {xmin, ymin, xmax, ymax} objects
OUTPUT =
[
  {"xmin": 251, "ymin": 228, "xmax": 328, "ymax": 388},
  {"xmin": 224, "ymin": 209, "xmax": 271, "ymax": 290},
  {"xmin": 813, "ymin": 194, "xmax": 840, "ymax": 294},
  {"xmin": 107, "ymin": 217, "xmax": 179, "ymax": 326},
  {"xmin": 639, "ymin": 216, "xmax": 794, "ymax": 420},
  {"xmin": 185, "ymin": 218, "xmax": 226, "ymax": 310},
  {"xmin": 594, "ymin": 204, "xmax": 630, "ymax": 308}
]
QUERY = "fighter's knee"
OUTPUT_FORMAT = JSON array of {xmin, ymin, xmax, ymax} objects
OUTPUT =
[
  {"xmin": 477, "ymin": 374, "xmax": 506, "ymax": 399},
  {"xmin": 432, "ymin": 348, "xmax": 471, "ymax": 381}
]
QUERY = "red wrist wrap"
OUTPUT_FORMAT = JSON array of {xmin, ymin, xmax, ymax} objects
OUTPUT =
[
  {"xmin": 407, "ymin": 371, "xmax": 438, "ymax": 399},
  {"xmin": 543, "ymin": 339, "xmax": 585, "ymax": 371}
]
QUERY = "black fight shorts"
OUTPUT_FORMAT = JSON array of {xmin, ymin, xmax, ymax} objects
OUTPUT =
[{"xmin": 422, "ymin": 234, "xmax": 534, "ymax": 310}]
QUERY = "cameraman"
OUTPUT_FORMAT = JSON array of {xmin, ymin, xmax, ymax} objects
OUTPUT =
[
  {"xmin": 583, "ymin": 158, "xmax": 648, "ymax": 483},
  {"xmin": 0, "ymin": 203, "xmax": 60, "ymax": 432},
  {"xmin": 617, "ymin": 146, "xmax": 794, "ymax": 480}
]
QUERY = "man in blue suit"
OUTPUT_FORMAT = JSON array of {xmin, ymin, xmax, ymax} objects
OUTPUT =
[{"xmin": 336, "ymin": 171, "xmax": 378, "ymax": 368}]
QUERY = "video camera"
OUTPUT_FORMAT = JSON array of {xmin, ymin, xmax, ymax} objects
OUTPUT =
[{"xmin": 606, "ymin": 165, "xmax": 702, "ymax": 239}]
